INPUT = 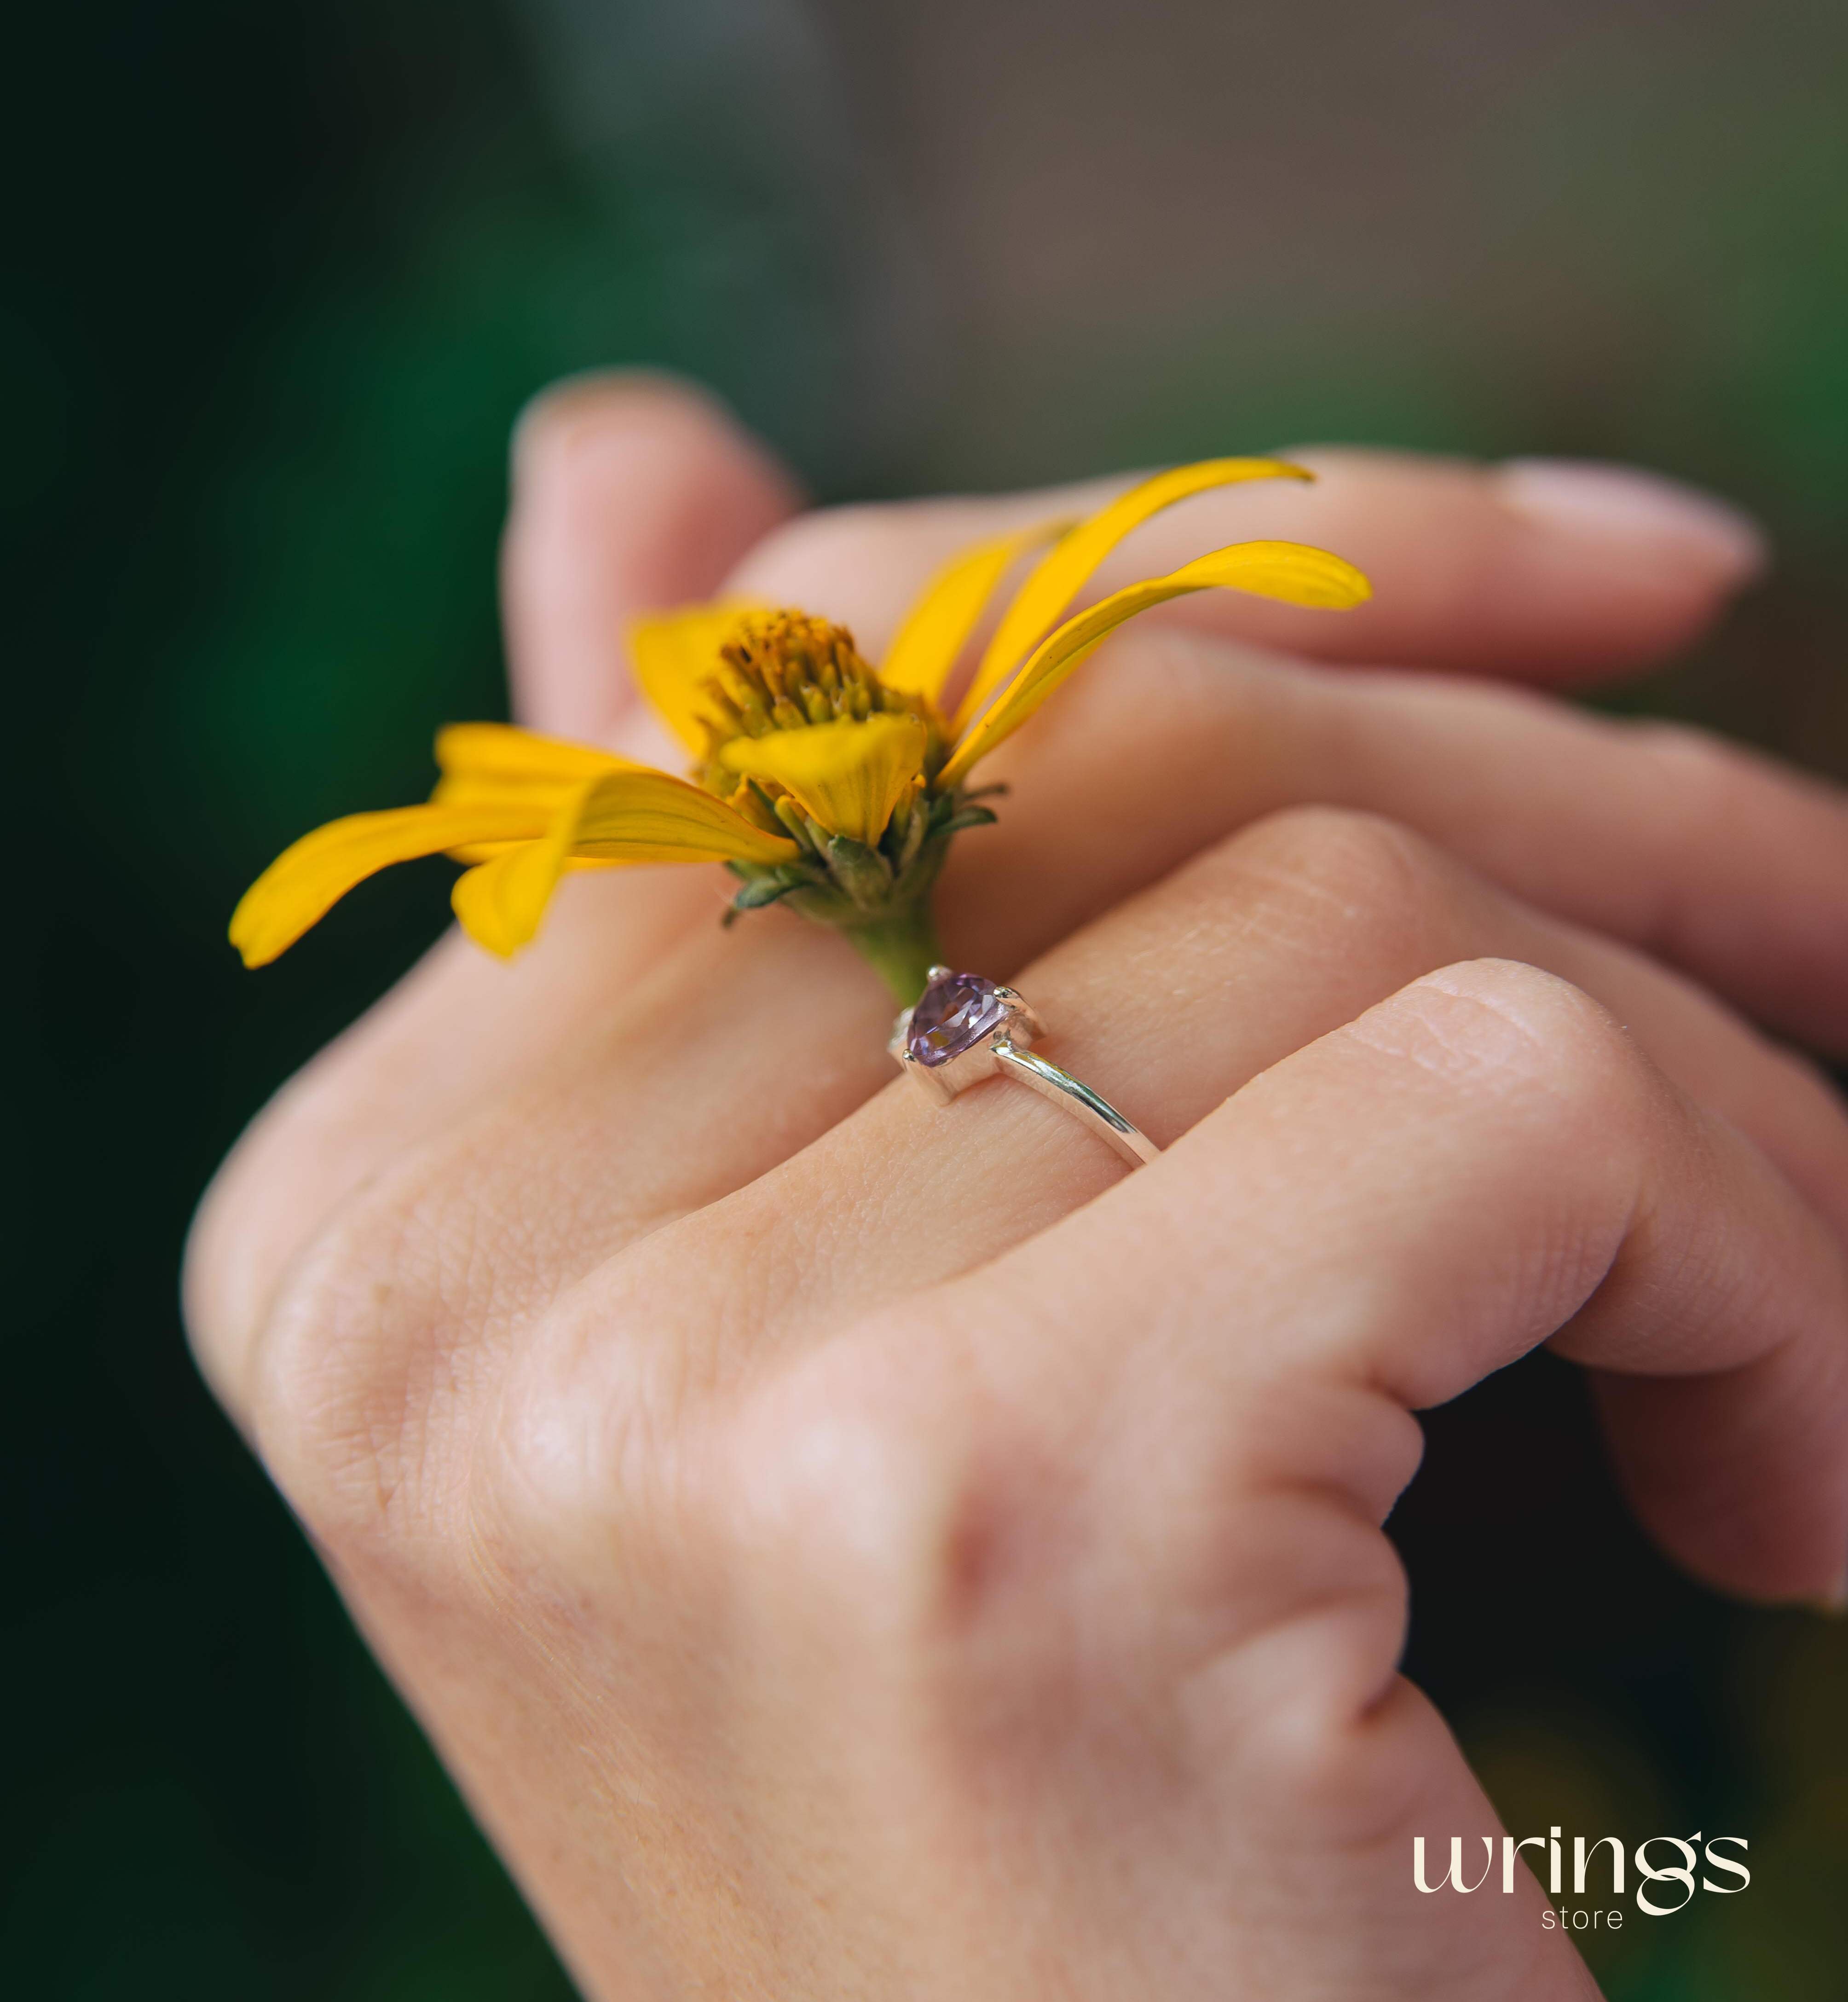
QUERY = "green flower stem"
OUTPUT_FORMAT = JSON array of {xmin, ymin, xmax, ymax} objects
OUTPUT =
[{"xmin": 840, "ymin": 898, "xmax": 946, "ymax": 1005}]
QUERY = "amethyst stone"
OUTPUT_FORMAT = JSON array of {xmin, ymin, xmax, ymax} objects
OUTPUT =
[{"xmin": 906, "ymin": 970, "xmax": 1009, "ymax": 1067}]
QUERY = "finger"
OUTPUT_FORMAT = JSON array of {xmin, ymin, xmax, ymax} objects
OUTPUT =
[
  {"xmin": 728, "ymin": 449, "xmax": 1763, "ymax": 688},
  {"xmin": 935, "ymin": 632, "xmax": 1848, "ymax": 1054},
  {"xmin": 1209, "ymin": 661, "xmax": 1848, "ymax": 1054},
  {"xmin": 1185, "ymin": 449, "xmax": 1767, "ymax": 686},
  {"xmin": 951, "ymin": 956, "xmax": 1848, "ymax": 1611},
  {"xmin": 535, "ymin": 810, "xmax": 1848, "ymax": 1568},
  {"xmin": 501, "ymin": 369, "xmax": 802, "ymax": 744}
]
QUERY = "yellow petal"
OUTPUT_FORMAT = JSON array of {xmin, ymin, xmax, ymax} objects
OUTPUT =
[
  {"xmin": 450, "ymin": 782, "xmax": 598, "ymax": 957},
  {"xmin": 718, "ymin": 712, "xmax": 928, "ymax": 846},
  {"xmin": 951, "ymin": 458, "xmax": 1314, "ymax": 735},
  {"xmin": 938, "ymin": 540, "xmax": 1370, "ymax": 789},
  {"xmin": 570, "ymin": 764, "xmax": 802, "ymax": 864},
  {"xmin": 435, "ymin": 725, "xmax": 799, "ymax": 866},
  {"xmin": 432, "ymin": 722, "xmax": 637, "ymax": 808},
  {"xmin": 878, "ymin": 519, "xmax": 1074, "ymax": 704},
  {"xmin": 230, "ymin": 802, "xmax": 553, "ymax": 968},
  {"xmin": 629, "ymin": 601, "xmax": 763, "ymax": 753},
  {"xmin": 443, "ymin": 841, "xmax": 526, "ymax": 862}
]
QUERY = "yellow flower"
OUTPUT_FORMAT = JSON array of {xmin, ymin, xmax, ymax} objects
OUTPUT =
[{"xmin": 231, "ymin": 457, "xmax": 1370, "ymax": 1000}]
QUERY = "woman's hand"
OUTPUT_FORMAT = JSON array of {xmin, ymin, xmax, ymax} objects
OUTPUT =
[{"xmin": 186, "ymin": 377, "xmax": 1848, "ymax": 1998}]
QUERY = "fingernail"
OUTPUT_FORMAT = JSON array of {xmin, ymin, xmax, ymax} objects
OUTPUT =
[{"xmin": 1496, "ymin": 458, "xmax": 1768, "ymax": 584}]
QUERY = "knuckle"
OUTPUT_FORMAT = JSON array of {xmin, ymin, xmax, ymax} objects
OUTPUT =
[
  {"xmin": 722, "ymin": 1334, "xmax": 970, "ymax": 1624},
  {"xmin": 1229, "ymin": 804, "xmax": 1463, "ymax": 946},
  {"xmin": 181, "ymin": 1054, "xmax": 370, "ymax": 1428},
  {"xmin": 243, "ymin": 1148, "xmax": 505, "ymax": 1567},
  {"xmin": 1624, "ymin": 718, "xmax": 1775, "ymax": 856},
  {"xmin": 474, "ymin": 1273, "xmax": 674, "ymax": 1579},
  {"xmin": 1393, "ymin": 956, "xmax": 1664, "ymax": 1136},
  {"xmin": 701, "ymin": 1322, "xmax": 1057, "ymax": 1677},
  {"xmin": 1245, "ymin": 802, "xmax": 1434, "ymax": 891},
  {"xmin": 483, "ymin": 1293, "xmax": 1079, "ymax": 1690},
  {"xmin": 472, "ymin": 1297, "xmax": 948, "ymax": 1627},
  {"xmin": 1179, "ymin": 1510, "xmax": 1423, "ymax": 1846},
  {"xmin": 1625, "ymin": 714, "xmax": 1742, "ymax": 785},
  {"xmin": 1342, "ymin": 960, "xmax": 1679, "ymax": 1378},
  {"xmin": 182, "ymin": 1152, "xmax": 265, "ymax": 1427}
]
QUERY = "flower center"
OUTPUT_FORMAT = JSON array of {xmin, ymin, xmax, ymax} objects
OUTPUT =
[{"xmin": 699, "ymin": 611, "xmax": 918, "ymax": 753}]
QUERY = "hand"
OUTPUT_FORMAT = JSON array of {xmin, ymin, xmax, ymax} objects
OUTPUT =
[{"xmin": 187, "ymin": 376, "xmax": 1848, "ymax": 1998}]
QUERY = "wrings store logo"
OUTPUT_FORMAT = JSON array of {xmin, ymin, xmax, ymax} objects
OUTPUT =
[{"xmin": 1414, "ymin": 1829, "xmax": 1750, "ymax": 1931}]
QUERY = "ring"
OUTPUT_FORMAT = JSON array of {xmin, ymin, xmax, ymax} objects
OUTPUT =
[{"xmin": 889, "ymin": 966, "xmax": 1161, "ymax": 1169}]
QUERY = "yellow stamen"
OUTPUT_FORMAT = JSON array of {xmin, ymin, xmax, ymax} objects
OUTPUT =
[{"xmin": 630, "ymin": 600, "xmax": 766, "ymax": 754}]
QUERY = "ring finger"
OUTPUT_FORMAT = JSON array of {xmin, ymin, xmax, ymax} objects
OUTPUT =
[{"xmin": 542, "ymin": 802, "xmax": 1848, "ymax": 1399}]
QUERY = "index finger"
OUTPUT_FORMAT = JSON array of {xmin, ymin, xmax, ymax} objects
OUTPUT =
[{"xmin": 728, "ymin": 448, "xmax": 1764, "ymax": 688}]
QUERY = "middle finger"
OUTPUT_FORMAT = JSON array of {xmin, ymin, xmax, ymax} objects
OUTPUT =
[{"xmin": 554, "ymin": 804, "xmax": 1848, "ymax": 1393}]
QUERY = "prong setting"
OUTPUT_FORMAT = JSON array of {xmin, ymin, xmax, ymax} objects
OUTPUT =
[
  {"xmin": 891, "ymin": 970, "xmax": 1045, "ymax": 1105},
  {"xmin": 889, "ymin": 966, "xmax": 1158, "ymax": 1168}
]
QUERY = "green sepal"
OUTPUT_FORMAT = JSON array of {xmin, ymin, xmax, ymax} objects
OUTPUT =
[
  {"xmin": 731, "ymin": 872, "xmax": 814, "ymax": 911},
  {"xmin": 716, "ymin": 779, "xmax": 1002, "ymax": 1001},
  {"xmin": 725, "ymin": 856, "xmax": 828, "ymax": 920},
  {"xmin": 933, "ymin": 804, "xmax": 999, "ymax": 838},
  {"xmin": 823, "ymin": 834, "xmax": 896, "ymax": 911}
]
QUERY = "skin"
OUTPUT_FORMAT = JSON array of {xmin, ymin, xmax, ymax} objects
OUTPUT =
[{"xmin": 186, "ymin": 375, "xmax": 1848, "ymax": 2000}]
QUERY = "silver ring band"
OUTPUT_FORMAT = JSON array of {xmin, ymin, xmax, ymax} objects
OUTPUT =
[
  {"xmin": 889, "ymin": 966, "xmax": 1160, "ymax": 1171},
  {"xmin": 990, "ymin": 1039, "xmax": 1160, "ymax": 1168}
]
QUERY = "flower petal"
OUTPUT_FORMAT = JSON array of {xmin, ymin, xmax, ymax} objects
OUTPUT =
[
  {"xmin": 950, "ymin": 457, "xmax": 1314, "ymax": 735},
  {"xmin": 718, "ymin": 712, "xmax": 929, "ymax": 846},
  {"xmin": 878, "ymin": 520, "xmax": 1074, "ymax": 704},
  {"xmin": 446, "ymin": 769, "xmax": 797, "ymax": 870},
  {"xmin": 938, "ymin": 539, "xmax": 1370, "ymax": 788},
  {"xmin": 450, "ymin": 781, "xmax": 599, "ymax": 958},
  {"xmin": 570, "ymin": 764, "xmax": 803, "ymax": 863},
  {"xmin": 629, "ymin": 601, "xmax": 763, "ymax": 753},
  {"xmin": 230, "ymin": 802, "xmax": 553, "ymax": 968},
  {"xmin": 432, "ymin": 722, "xmax": 638, "ymax": 807}
]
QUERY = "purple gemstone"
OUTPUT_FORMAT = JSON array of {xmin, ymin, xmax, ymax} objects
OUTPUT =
[{"xmin": 906, "ymin": 970, "xmax": 1009, "ymax": 1067}]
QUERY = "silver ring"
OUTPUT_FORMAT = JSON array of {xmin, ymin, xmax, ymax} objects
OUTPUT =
[{"xmin": 889, "ymin": 966, "xmax": 1160, "ymax": 1169}]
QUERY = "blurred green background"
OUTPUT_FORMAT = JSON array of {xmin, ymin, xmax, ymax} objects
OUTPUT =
[{"xmin": 9, "ymin": 0, "xmax": 1847, "ymax": 1994}]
